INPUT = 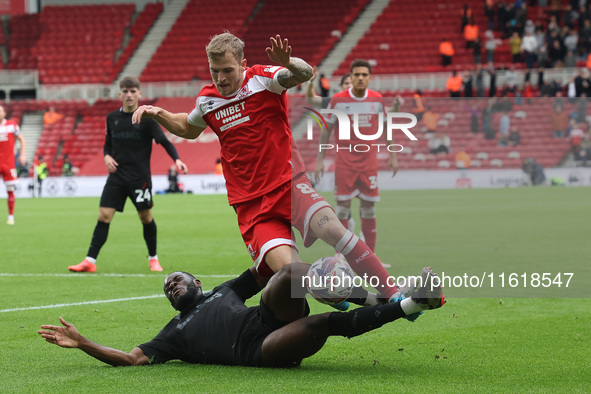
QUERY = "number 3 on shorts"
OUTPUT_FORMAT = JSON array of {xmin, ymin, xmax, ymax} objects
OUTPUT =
[
  {"xmin": 369, "ymin": 176, "xmax": 377, "ymax": 189},
  {"xmin": 135, "ymin": 188, "xmax": 152, "ymax": 203}
]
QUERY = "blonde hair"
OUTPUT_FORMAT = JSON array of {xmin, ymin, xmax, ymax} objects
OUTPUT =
[{"xmin": 206, "ymin": 32, "xmax": 244, "ymax": 62}]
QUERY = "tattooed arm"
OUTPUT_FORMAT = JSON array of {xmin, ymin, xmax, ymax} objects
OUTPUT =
[{"xmin": 265, "ymin": 34, "xmax": 313, "ymax": 89}]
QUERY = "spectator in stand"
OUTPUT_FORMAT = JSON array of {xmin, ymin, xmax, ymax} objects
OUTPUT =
[
  {"xmin": 553, "ymin": 91, "xmax": 566, "ymax": 110},
  {"xmin": 412, "ymin": 90, "xmax": 426, "ymax": 121},
  {"xmin": 574, "ymin": 140, "xmax": 589, "ymax": 166},
  {"xmin": 43, "ymin": 106, "xmax": 64, "ymax": 125},
  {"xmin": 568, "ymin": 121, "xmax": 585, "ymax": 155},
  {"xmin": 439, "ymin": 38, "xmax": 455, "ymax": 66},
  {"xmin": 563, "ymin": 4, "xmax": 579, "ymax": 30},
  {"xmin": 564, "ymin": 51, "xmax": 577, "ymax": 68},
  {"xmin": 464, "ymin": 18, "xmax": 479, "ymax": 49},
  {"xmin": 522, "ymin": 80, "xmax": 534, "ymax": 104},
  {"xmin": 567, "ymin": 77, "xmax": 577, "ymax": 103},
  {"xmin": 509, "ymin": 32, "xmax": 523, "ymax": 63},
  {"xmin": 318, "ymin": 73, "xmax": 330, "ymax": 97},
  {"xmin": 497, "ymin": 1, "xmax": 509, "ymax": 32},
  {"xmin": 446, "ymin": 70, "xmax": 463, "ymax": 97},
  {"xmin": 485, "ymin": 30, "xmax": 501, "ymax": 63},
  {"xmin": 455, "ymin": 149, "xmax": 471, "ymax": 169},
  {"xmin": 214, "ymin": 157, "xmax": 223, "ymax": 175},
  {"xmin": 422, "ymin": 107, "xmax": 439, "ymax": 133},
  {"xmin": 466, "ymin": 104, "xmax": 480, "ymax": 133},
  {"xmin": 475, "ymin": 64, "xmax": 485, "ymax": 97},
  {"xmin": 487, "ymin": 62, "xmax": 497, "ymax": 97},
  {"xmin": 460, "ymin": 4, "xmax": 472, "ymax": 33},
  {"xmin": 484, "ymin": 100, "xmax": 497, "ymax": 140},
  {"xmin": 548, "ymin": 39, "xmax": 566, "ymax": 68},
  {"xmin": 463, "ymin": 70, "xmax": 474, "ymax": 97},
  {"xmin": 586, "ymin": 52, "xmax": 591, "ymax": 69},
  {"xmin": 473, "ymin": 37, "xmax": 483, "ymax": 65},
  {"xmin": 499, "ymin": 111, "xmax": 511, "ymax": 139},
  {"xmin": 564, "ymin": 29, "xmax": 579, "ymax": 54},
  {"xmin": 521, "ymin": 30, "xmax": 538, "ymax": 69},
  {"xmin": 508, "ymin": 126, "xmax": 521, "ymax": 146},
  {"xmin": 428, "ymin": 132, "xmax": 450, "ymax": 154},
  {"xmin": 504, "ymin": 65, "xmax": 518, "ymax": 94},
  {"xmin": 576, "ymin": 94, "xmax": 588, "ymax": 123},
  {"xmin": 550, "ymin": 106, "xmax": 569, "ymax": 138},
  {"xmin": 485, "ymin": 0, "xmax": 496, "ymax": 31},
  {"xmin": 580, "ymin": 19, "xmax": 591, "ymax": 54},
  {"xmin": 574, "ymin": 69, "xmax": 589, "ymax": 97}
]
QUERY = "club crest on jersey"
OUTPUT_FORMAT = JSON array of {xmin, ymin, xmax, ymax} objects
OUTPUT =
[{"xmin": 235, "ymin": 85, "xmax": 253, "ymax": 100}]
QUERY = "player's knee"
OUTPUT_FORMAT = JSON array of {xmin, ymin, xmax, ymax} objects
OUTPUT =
[
  {"xmin": 275, "ymin": 262, "xmax": 309, "ymax": 295},
  {"xmin": 360, "ymin": 206, "xmax": 376, "ymax": 219},
  {"xmin": 335, "ymin": 205, "xmax": 351, "ymax": 220}
]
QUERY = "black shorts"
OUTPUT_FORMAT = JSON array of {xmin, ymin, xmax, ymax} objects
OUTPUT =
[
  {"xmin": 100, "ymin": 177, "xmax": 153, "ymax": 212},
  {"xmin": 237, "ymin": 299, "xmax": 310, "ymax": 367}
]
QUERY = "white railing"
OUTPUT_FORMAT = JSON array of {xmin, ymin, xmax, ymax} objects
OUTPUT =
[{"xmin": 0, "ymin": 67, "xmax": 585, "ymax": 103}]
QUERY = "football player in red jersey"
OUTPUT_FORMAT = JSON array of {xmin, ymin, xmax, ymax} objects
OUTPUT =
[
  {"xmin": 133, "ymin": 33, "xmax": 413, "ymax": 309},
  {"xmin": 0, "ymin": 105, "xmax": 26, "ymax": 225}
]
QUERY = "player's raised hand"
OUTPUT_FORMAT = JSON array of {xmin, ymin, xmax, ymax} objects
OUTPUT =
[
  {"xmin": 313, "ymin": 160, "xmax": 325, "ymax": 183},
  {"xmin": 388, "ymin": 155, "xmax": 399, "ymax": 178},
  {"xmin": 132, "ymin": 105, "xmax": 159, "ymax": 124},
  {"xmin": 266, "ymin": 35, "xmax": 292, "ymax": 67},
  {"xmin": 176, "ymin": 159, "xmax": 188, "ymax": 174},
  {"xmin": 310, "ymin": 66, "xmax": 318, "ymax": 82},
  {"xmin": 38, "ymin": 317, "xmax": 82, "ymax": 348},
  {"xmin": 104, "ymin": 155, "xmax": 118, "ymax": 173}
]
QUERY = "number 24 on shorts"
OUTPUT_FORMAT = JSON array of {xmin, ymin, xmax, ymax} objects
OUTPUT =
[{"xmin": 135, "ymin": 188, "xmax": 152, "ymax": 203}]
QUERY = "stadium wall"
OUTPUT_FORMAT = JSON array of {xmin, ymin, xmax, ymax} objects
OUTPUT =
[
  {"xmin": 40, "ymin": 0, "xmax": 158, "ymax": 11},
  {"xmin": 2, "ymin": 168, "xmax": 590, "ymax": 199}
]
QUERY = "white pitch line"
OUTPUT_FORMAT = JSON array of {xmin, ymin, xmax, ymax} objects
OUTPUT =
[
  {"xmin": 0, "ymin": 294, "xmax": 166, "ymax": 313},
  {"xmin": 0, "ymin": 273, "xmax": 235, "ymax": 278}
]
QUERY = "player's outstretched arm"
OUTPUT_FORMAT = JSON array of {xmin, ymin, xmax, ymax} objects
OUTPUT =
[
  {"xmin": 132, "ymin": 106, "xmax": 205, "ymax": 140},
  {"xmin": 266, "ymin": 35, "xmax": 313, "ymax": 89},
  {"xmin": 16, "ymin": 134, "xmax": 26, "ymax": 166},
  {"xmin": 38, "ymin": 317, "xmax": 149, "ymax": 367},
  {"xmin": 313, "ymin": 124, "xmax": 334, "ymax": 182}
]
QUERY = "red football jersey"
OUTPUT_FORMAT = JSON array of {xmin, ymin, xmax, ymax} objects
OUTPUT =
[
  {"xmin": 326, "ymin": 88, "xmax": 387, "ymax": 171},
  {"xmin": 0, "ymin": 119, "xmax": 20, "ymax": 165},
  {"xmin": 188, "ymin": 65, "xmax": 294, "ymax": 205}
]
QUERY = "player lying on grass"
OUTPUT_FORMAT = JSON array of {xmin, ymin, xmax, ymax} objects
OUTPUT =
[{"xmin": 39, "ymin": 265, "xmax": 445, "ymax": 368}]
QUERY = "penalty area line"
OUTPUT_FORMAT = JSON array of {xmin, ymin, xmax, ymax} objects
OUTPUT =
[
  {"xmin": 0, "ymin": 294, "xmax": 165, "ymax": 313},
  {"xmin": 0, "ymin": 273, "xmax": 235, "ymax": 278}
]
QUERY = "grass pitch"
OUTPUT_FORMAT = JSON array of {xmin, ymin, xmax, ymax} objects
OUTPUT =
[{"xmin": 0, "ymin": 187, "xmax": 589, "ymax": 392}]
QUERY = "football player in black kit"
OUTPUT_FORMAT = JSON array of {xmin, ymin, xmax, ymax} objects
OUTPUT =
[
  {"xmin": 39, "ymin": 264, "xmax": 445, "ymax": 368},
  {"xmin": 68, "ymin": 77, "xmax": 188, "ymax": 273}
]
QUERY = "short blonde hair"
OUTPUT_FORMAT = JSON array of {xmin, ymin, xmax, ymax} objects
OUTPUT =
[{"xmin": 206, "ymin": 32, "xmax": 244, "ymax": 62}]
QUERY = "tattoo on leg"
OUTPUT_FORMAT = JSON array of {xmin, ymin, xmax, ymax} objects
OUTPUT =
[{"xmin": 317, "ymin": 215, "xmax": 329, "ymax": 228}]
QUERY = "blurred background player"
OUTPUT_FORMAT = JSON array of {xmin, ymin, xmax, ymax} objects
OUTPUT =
[
  {"xmin": 0, "ymin": 105, "xmax": 26, "ymax": 225},
  {"xmin": 68, "ymin": 77, "xmax": 188, "ymax": 273},
  {"xmin": 314, "ymin": 59, "xmax": 398, "ymax": 269},
  {"xmin": 133, "ymin": 34, "xmax": 406, "ymax": 308},
  {"xmin": 35, "ymin": 156, "xmax": 49, "ymax": 197}
]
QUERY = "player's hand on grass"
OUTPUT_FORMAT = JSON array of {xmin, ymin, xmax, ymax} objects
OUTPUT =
[
  {"xmin": 104, "ymin": 155, "xmax": 118, "ymax": 173},
  {"xmin": 176, "ymin": 159, "xmax": 188, "ymax": 174},
  {"xmin": 38, "ymin": 317, "xmax": 82, "ymax": 348},
  {"xmin": 313, "ymin": 160, "xmax": 324, "ymax": 182},
  {"xmin": 266, "ymin": 35, "xmax": 292, "ymax": 67},
  {"xmin": 132, "ymin": 105, "xmax": 159, "ymax": 124}
]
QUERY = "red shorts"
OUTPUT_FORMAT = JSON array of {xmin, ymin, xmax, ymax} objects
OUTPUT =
[
  {"xmin": 0, "ymin": 163, "xmax": 18, "ymax": 185},
  {"xmin": 234, "ymin": 174, "xmax": 332, "ymax": 277},
  {"xmin": 334, "ymin": 166, "xmax": 380, "ymax": 202}
]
